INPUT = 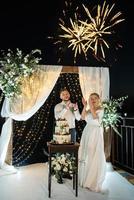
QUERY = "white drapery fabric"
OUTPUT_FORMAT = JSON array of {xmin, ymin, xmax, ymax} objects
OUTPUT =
[
  {"xmin": 0, "ymin": 65, "xmax": 62, "ymax": 169},
  {"xmin": 78, "ymin": 67, "xmax": 109, "ymax": 102}
]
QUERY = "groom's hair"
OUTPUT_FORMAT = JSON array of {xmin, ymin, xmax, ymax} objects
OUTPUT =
[{"xmin": 59, "ymin": 88, "xmax": 69, "ymax": 94}]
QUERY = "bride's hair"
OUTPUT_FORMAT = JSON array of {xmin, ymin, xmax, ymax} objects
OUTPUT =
[
  {"xmin": 90, "ymin": 93, "xmax": 100, "ymax": 98},
  {"xmin": 89, "ymin": 93, "xmax": 102, "ymax": 109}
]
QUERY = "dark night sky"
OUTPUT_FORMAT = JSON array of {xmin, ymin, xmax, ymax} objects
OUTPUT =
[{"xmin": 0, "ymin": 0, "xmax": 134, "ymax": 115}]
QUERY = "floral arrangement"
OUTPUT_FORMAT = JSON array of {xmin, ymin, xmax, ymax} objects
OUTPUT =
[
  {"xmin": 51, "ymin": 153, "xmax": 76, "ymax": 183},
  {"xmin": 0, "ymin": 48, "xmax": 41, "ymax": 99},
  {"xmin": 102, "ymin": 96, "xmax": 128, "ymax": 136}
]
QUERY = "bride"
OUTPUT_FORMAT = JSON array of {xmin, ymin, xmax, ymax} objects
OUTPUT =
[{"xmin": 78, "ymin": 93, "xmax": 106, "ymax": 192}]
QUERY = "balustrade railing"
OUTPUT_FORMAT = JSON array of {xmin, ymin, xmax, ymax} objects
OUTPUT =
[{"xmin": 111, "ymin": 117, "xmax": 134, "ymax": 174}]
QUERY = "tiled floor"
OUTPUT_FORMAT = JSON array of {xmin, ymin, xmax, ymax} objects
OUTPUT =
[
  {"xmin": 1, "ymin": 163, "xmax": 134, "ymax": 200},
  {"xmin": 114, "ymin": 167, "xmax": 134, "ymax": 185}
]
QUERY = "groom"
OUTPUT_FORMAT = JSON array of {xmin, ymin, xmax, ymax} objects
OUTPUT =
[{"xmin": 54, "ymin": 88, "xmax": 81, "ymax": 143}]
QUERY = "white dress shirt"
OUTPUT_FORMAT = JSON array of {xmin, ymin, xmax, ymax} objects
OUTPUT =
[{"xmin": 54, "ymin": 101, "xmax": 81, "ymax": 128}]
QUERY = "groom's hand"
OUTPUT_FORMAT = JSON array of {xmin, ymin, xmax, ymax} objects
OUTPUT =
[
  {"xmin": 66, "ymin": 100, "xmax": 71, "ymax": 109},
  {"xmin": 73, "ymin": 103, "xmax": 78, "ymax": 111}
]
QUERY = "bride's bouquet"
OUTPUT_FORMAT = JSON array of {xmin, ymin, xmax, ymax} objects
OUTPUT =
[{"xmin": 102, "ymin": 96, "xmax": 128, "ymax": 136}]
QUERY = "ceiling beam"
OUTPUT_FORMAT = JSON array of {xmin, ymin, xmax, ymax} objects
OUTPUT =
[{"xmin": 61, "ymin": 66, "xmax": 78, "ymax": 73}]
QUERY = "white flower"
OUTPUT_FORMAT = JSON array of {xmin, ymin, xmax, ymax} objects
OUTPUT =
[
  {"xmin": 63, "ymin": 167, "xmax": 68, "ymax": 172},
  {"xmin": 7, "ymin": 59, "xmax": 11, "ymax": 63},
  {"xmin": 60, "ymin": 157, "xmax": 66, "ymax": 165},
  {"xmin": 24, "ymin": 57, "xmax": 28, "ymax": 63},
  {"xmin": 55, "ymin": 164, "xmax": 61, "ymax": 171},
  {"xmin": 70, "ymin": 165, "xmax": 72, "ymax": 170}
]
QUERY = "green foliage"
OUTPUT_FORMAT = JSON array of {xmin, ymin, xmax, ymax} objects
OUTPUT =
[
  {"xmin": 0, "ymin": 48, "xmax": 41, "ymax": 99},
  {"xmin": 102, "ymin": 96, "xmax": 128, "ymax": 136}
]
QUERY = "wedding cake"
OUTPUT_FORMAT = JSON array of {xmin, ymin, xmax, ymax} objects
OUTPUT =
[{"xmin": 53, "ymin": 118, "xmax": 71, "ymax": 144}]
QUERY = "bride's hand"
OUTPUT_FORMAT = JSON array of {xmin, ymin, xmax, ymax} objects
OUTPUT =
[
  {"xmin": 89, "ymin": 98, "xmax": 94, "ymax": 111},
  {"xmin": 82, "ymin": 97, "xmax": 87, "ymax": 107}
]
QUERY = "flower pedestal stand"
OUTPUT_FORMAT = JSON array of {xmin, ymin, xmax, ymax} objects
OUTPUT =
[{"xmin": 47, "ymin": 142, "xmax": 80, "ymax": 198}]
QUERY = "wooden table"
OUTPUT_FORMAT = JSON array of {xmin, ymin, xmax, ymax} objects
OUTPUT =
[{"xmin": 47, "ymin": 142, "xmax": 80, "ymax": 198}]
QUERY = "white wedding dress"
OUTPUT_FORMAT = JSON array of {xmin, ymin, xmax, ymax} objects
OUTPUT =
[{"xmin": 78, "ymin": 109, "xmax": 106, "ymax": 192}]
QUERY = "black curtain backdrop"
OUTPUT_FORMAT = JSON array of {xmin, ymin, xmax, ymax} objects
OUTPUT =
[{"xmin": 13, "ymin": 73, "xmax": 86, "ymax": 166}]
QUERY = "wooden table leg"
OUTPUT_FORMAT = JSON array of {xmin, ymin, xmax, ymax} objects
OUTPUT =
[
  {"xmin": 73, "ymin": 173, "xmax": 75, "ymax": 190},
  {"xmin": 76, "ymin": 171, "xmax": 78, "ymax": 196},
  {"xmin": 75, "ymin": 152, "xmax": 78, "ymax": 197},
  {"xmin": 48, "ymin": 155, "xmax": 51, "ymax": 198}
]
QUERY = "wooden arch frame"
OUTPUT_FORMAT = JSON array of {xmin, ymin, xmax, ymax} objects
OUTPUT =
[{"xmin": 61, "ymin": 66, "xmax": 78, "ymax": 74}]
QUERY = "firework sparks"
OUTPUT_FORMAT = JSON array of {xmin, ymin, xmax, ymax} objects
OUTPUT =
[
  {"xmin": 81, "ymin": 2, "xmax": 125, "ymax": 59},
  {"xmin": 58, "ymin": 1, "xmax": 125, "ymax": 62},
  {"xmin": 59, "ymin": 18, "xmax": 88, "ymax": 61}
]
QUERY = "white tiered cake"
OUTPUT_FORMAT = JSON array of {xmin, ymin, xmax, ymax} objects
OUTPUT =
[{"xmin": 53, "ymin": 118, "xmax": 71, "ymax": 144}]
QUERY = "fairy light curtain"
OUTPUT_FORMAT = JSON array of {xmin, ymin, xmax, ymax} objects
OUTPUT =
[
  {"xmin": 0, "ymin": 65, "xmax": 62, "ymax": 169},
  {"xmin": 13, "ymin": 89, "xmax": 57, "ymax": 166}
]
